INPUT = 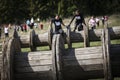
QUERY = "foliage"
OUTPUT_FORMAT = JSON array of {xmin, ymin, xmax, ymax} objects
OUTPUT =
[{"xmin": 0, "ymin": 0, "xmax": 120, "ymax": 23}]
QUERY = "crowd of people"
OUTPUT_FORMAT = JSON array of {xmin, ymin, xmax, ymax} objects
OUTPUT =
[
  {"xmin": 50, "ymin": 10, "xmax": 108, "ymax": 34},
  {"xmin": 88, "ymin": 15, "xmax": 108, "ymax": 30},
  {"xmin": 0, "ymin": 9, "xmax": 109, "ymax": 38}
]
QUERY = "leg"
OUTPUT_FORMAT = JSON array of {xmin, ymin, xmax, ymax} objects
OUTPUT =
[
  {"xmin": 73, "ymin": 23, "xmax": 77, "ymax": 32},
  {"xmin": 78, "ymin": 23, "xmax": 83, "ymax": 31},
  {"xmin": 54, "ymin": 27, "xmax": 60, "ymax": 34}
]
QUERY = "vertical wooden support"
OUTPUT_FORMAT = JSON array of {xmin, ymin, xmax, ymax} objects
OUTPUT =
[
  {"xmin": 101, "ymin": 28, "xmax": 107, "ymax": 80},
  {"xmin": 13, "ymin": 30, "xmax": 21, "ymax": 53},
  {"xmin": 1, "ymin": 39, "xmax": 14, "ymax": 80},
  {"xmin": 52, "ymin": 35, "xmax": 58, "ymax": 80},
  {"xmin": 83, "ymin": 24, "xmax": 90, "ymax": 47},
  {"xmin": 48, "ymin": 26, "xmax": 53, "ymax": 50},
  {"xmin": 102, "ymin": 25, "xmax": 113, "ymax": 80},
  {"xmin": 52, "ymin": 34, "xmax": 64, "ymax": 80},
  {"xmin": 30, "ymin": 30, "xmax": 36, "ymax": 51},
  {"xmin": 56, "ymin": 34, "xmax": 65, "ymax": 80},
  {"xmin": 104, "ymin": 27, "xmax": 113, "ymax": 80},
  {"xmin": 1, "ymin": 30, "xmax": 21, "ymax": 80},
  {"xmin": 66, "ymin": 26, "xmax": 72, "ymax": 48}
]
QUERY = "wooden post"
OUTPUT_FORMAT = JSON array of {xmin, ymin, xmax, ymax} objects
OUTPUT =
[
  {"xmin": 104, "ymin": 25, "xmax": 113, "ymax": 80},
  {"xmin": 101, "ymin": 28, "xmax": 108, "ymax": 80},
  {"xmin": 13, "ymin": 30, "xmax": 21, "ymax": 53},
  {"xmin": 66, "ymin": 26, "xmax": 72, "ymax": 48},
  {"xmin": 52, "ymin": 35, "xmax": 58, "ymax": 80},
  {"xmin": 56, "ymin": 34, "xmax": 65, "ymax": 80},
  {"xmin": 83, "ymin": 24, "xmax": 90, "ymax": 47},
  {"xmin": 1, "ymin": 38, "xmax": 16, "ymax": 80},
  {"xmin": 52, "ymin": 34, "xmax": 65, "ymax": 80},
  {"xmin": 102, "ymin": 25, "xmax": 113, "ymax": 80},
  {"xmin": 48, "ymin": 26, "xmax": 53, "ymax": 50},
  {"xmin": 30, "ymin": 30, "xmax": 36, "ymax": 51}
]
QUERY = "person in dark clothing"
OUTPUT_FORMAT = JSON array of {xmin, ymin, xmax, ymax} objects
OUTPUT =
[
  {"xmin": 50, "ymin": 14, "xmax": 66, "ymax": 34},
  {"xmin": 69, "ymin": 10, "xmax": 86, "ymax": 32}
]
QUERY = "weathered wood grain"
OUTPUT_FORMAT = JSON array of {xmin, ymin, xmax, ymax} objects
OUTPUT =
[{"xmin": 19, "ymin": 26, "xmax": 120, "ymax": 49}]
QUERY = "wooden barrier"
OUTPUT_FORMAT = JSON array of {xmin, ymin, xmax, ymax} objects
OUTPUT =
[
  {"xmin": 19, "ymin": 29, "xmax": 52, "ymax": 51},
  {"xmin": 18, "ymin": 26, "xmax": 120, "ymax": 51},
  {"xmin": 0, "ymin": 32, "xmax": 120, "ymax": 80},
  {"xmin": 14, "ymin": 51, "xmax": 53, "ymax": 80},
  {"xmin": 70, "ymin": 26, "xmax": 120, "ymax": 42},
  {"xmin": 1, "ymin": 32, "xmax": 21, "ymax": 80},
  {"xmin": 1, "ymin": 26, "xmax": 120, "ymax": 80},
  {"xmin": 53, "ymin": 33, "xmax": 120, "ymax": 80}
]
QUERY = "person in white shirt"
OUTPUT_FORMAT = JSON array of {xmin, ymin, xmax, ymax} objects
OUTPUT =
[
  {"xmin": 95, "ymin": 17, "xmax": 100, "ymax": 27},
  {"xmin": 88, "ymin": 16, "xmax": 96, "ymax": 30},
  {"xmin": 4, "ymin": 25, "xmax": 9, "ymax": 37}
]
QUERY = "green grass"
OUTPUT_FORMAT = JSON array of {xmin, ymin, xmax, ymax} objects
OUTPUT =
[
  {"xmin": 21, "ymin": 39, "xmax": 120, "ymax": 52},
  {"xmin": 111, "ymin": 39, "xmax": 120, "ymax": 44},
  {"xmin": 108, "ymin": 15, "xmax": 120, "ymax": 27}
]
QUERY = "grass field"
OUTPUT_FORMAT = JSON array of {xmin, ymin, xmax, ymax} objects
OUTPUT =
[{"xmin": 21, "ymin": 39, "xmax": 120, "ymax": 52}]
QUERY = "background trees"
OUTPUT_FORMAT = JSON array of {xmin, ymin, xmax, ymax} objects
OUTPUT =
[{"xmin": 0, "ymin": 0, "xmax": 120, "ymax": 23}]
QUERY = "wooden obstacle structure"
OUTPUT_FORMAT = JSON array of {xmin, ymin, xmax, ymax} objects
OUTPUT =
[
  {"xmin": 18, "ymin": 26, "xmax": 120, "ymax": 51},
  {"xmin": 0, "ymin": 26, "xmax": 120, "ymax": 80}
]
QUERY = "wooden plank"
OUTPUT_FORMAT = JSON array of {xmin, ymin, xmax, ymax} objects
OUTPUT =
[
  {"xmin": 56, "ymin": 34, "xmax": 65, "ymax": 80},
  {"xmin": 16, "ymin": 51, "xmax": 52, "ymax": 55},
  {"xmin": 15, "ymin": 77, "xmax": 51, "ymax": 80},
  {"xmin": 51, "ymin": 34, "xmax": 57, "ymax": 80},
  {"xmin": 101, "ymin": 28, "xmax": 108, "ymax": 80},
  {"xmin": 15, "ymin": 65, "xmax": 51, "ymax": 73},
  {"xmin": 20, "ymin": 35, "xmax": 30, "ymax": 48},
  {"xmin": 19, "ymin": 26, "xmax": 120, "ymax": 48},
  {"xmin": 20, "ymin": 36, "xmax": 30, "ymax": 43},
  {"xmin": 30, "ymin": 30, "xmax": 36, "ymax": 51},
  {"xmin": 110, "ymin": 45, "xmax": 120, "ymax": 55},
  {"xmin": 64, "ymin": 64, "xmax": 103, "ymax": 71},
  {"xmin": 48, "ymin": 27, "xmax": 53, "ymax": 50},
  {"xmin": 15, "ymin": 53, "xmax": 52, "ymax": 61},
  {"xmin": 33, "ymin": 33, "xmax": 49, "ymax": 47},
  {"xmin": 83, "ymin": 24, "xmax": 90, "ymax": 47},
  {"xmin": 66, "ymin": 26, "xmax": 72, "ymax": 48},
  {"xmin": 63, "ymin": 69, "xmax": 104, "ymax": 80},
  {"xmin": 15, "ymin": 60, "xmax": 52, "ymax": 67},
  {"xmin": 64, "ymin": 58, "xmax": 103, "ymax": 66},
  {"xmin": 104, "ymin": 27, "xmax": 113, "ymax": 80},
  {"xmin": 65, "ymin": 46, "xmax": 102, "ymax": 55},
  {"xmin": 1, "ymin": 38, "xmax": 15, "ymax": 80},
  {"xmin": 63, "ymin": 53, "xmax": 103, "ymax": 60},
  {"xmin": 111, "ymin": 61, "xmax": 120, "ymax": 65},
  {"xmin": 15, "ymin": 72, "xmax": 51, "ymax": 79},
  {"xmin": 70, "ymin": 26, "xmax": 120, "ymax": 42}
]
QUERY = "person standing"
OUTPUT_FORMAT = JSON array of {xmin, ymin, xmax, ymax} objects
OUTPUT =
[
  {"xmin": 26, "ymin": 19, "xmax": 30, "ymax": 29},
  {"xmin": 50, "ymin": 14, "xmax": 66, "ymax": 34},
  {"xmin": 95, "ymin": 17, "xmax": 100, "ymax": 27},
  {"xmin": 104, "ymin": 16, "xmax": 108, "ymax": 24},
  {"xmin": 101, "ymin": 16, "xmax": 105, "ymax": 26},
  {"xmin": 88, "ymin": 16, "xmax": 96, "ymax": 30},
  {"xmin": 69, "ymin": 10, "xmax": 86, "ymax": 32}
]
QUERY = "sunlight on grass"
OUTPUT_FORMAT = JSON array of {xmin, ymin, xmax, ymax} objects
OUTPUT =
[
  {"xmin": 21, "ymin": 48, "xmax": 31, "ymax": 52},
  {"xmin": 37, "ymin": 46, "xmax": 50, "ymax": 51},
  {"xmin": 21, "ymin": 39, "xmax": 120, "ymax": 52},
  {"xmin": 111, "ymin": 39, "xmax": 120, "ymax": 44}
]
